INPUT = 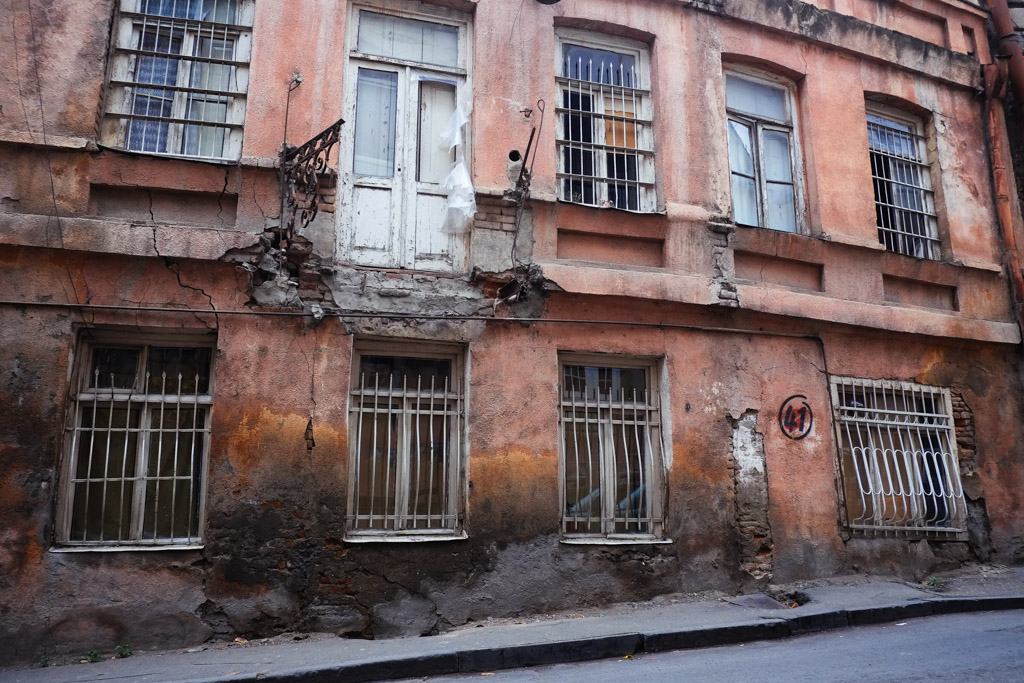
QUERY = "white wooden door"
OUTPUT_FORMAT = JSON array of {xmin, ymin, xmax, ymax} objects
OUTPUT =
[{"xmin": 341, "ymin": 65, "xmax": 466, "ymax": 271}]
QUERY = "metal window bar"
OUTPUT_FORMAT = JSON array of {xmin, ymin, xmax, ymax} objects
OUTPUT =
[
  {"xmin": 867, "ymin": 120, "xmax": 939, "ymax": 259},
  {"xmin": 560, "ymin": 379, "xmax": 658, "ymax": 536},
  {"xmin": 350, "ymin": 371, "xmax": 462, "ymax": 533},
  {"xmin": 109, "ymin": 0, "xmax": 250, "ymax": 160},
  {"xmin": 831, "ymin": 377, "xmax": 966, "ymax": 538},
  {"xmin": 555, "ymin": 57, "xmax": 653, "ymax": 212},
  {"xmin": 66, "ymin": 361, "xmax": 211, "ymax": 546}
]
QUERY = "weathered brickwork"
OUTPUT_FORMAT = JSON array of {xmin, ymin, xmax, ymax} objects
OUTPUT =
[
  {"xmin": 951, "ymin": 392, "xmax": 977, "ymax": 479},
  {"xmin": 474, "ymin": 195, "xmax": 519, "ymax": 233}
]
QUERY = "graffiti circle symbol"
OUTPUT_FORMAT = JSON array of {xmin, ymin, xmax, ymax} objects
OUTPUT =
[{"xmin": 778, "ymin": 394, "xmax": 813, "ymax": 440}]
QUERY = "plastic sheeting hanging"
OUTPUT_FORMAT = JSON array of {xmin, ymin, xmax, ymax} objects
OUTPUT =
[{"xmin": 440, "ymin": 102, "xmax": 475, "ymax": 234}]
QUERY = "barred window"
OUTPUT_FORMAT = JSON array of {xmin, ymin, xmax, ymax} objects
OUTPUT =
[
  {"xmin": 867, "ymin": 107, "xmax": 939, "ymax": 259},
  {"xmin": 556, "ymin": 32, "xmax": 656, "ymax": 213},
  {"xmin": 347, "ymin": 347, "xmax": 465, "ymax": 539},
  {"xmin": 725, "ymin": 72, "xmax": 800, "ymax": 233},
  {"xmin": 831, "ymin": 377, "xmax": 966, "ymax": 538},
  {"xmin": 101, "ymin": 0, "xmax": 253, "ymax": 160},
  {"xmin": 58, "ymin": 336, "xmax": 215, "ymax": 547},
  {"xmin": 559, "ymin": 359, "xmax": 664, "ymax": 541}
]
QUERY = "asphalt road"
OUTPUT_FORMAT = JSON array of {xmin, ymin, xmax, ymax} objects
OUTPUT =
[{"xmin": 401, "ymin": 610, "xmax": 1024, "ymax": 683}]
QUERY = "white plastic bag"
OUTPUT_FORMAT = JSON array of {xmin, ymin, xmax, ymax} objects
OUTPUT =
[{"xmin": 440, "ymin": 161, "xmax": 475, "ymax": 234}]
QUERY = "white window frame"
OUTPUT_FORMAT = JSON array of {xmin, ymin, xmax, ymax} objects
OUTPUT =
[
  {"xmin": 100, "ymin": 0, "xmax": 253, "ymax": 161},
  {"xmin": 865, "ymin": 102, "xmax": 941, "ymax": 260},
  {"xmin": 555, "ymin": 29, "xmax": 657, "ymax": 213},
  {"xmin": 346, "ymin": 341, "xmax": 467, "ymax": 541},
  {"xmin": 558, "ymin": 354, "xmax": 667, "ymax": 543},
  {"xmin": 56, "ymin": 331, "xmax": 216, "ymax": 549},
  {"xmin": 337, "ymin": 1, "xmax": 472, "ymax": 272},
  {"xmin": 724, "ymin": 69, "xmax": 804, "ymax": 233},
  {"xmin": 830, "ymin": 376, "xmax": 967, "ymax": 539}
]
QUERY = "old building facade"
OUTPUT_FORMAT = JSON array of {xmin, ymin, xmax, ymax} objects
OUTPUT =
[{"xmin": 2, "ymin": 0, "xmax": 1024, "ymax": 662}]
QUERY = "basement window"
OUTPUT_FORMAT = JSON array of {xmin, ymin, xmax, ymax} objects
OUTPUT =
[
  {"xmin": 559, "ymin": 357, "xmax": 665, "ymax": 542},
  {"xmin": 100, "ymin": 0, "xmax": 253, "ymax": 161},
  {"xmin": 866, "ymin": 105, "xmax": 940, "ymax": 259},
  {"xmin": 831, "ymin": 376, "xmax": 967, "ymax": 539},
  {"xmin": 556, "ymin": 30, "xmax": 656, "ymax": 213},
  {"xmin": 725, "ymin": 71, "xmax": 801, "ymax": 232},
  {"xmin": 346, "ymin": 344, "xmax": 466, "ymax": 540},
  {"xmin": 57, "ymin": 333, "xmax": 215, "ymax": 548}
]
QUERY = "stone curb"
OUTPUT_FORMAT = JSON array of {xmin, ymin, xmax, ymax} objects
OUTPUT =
[{"xmin": 178, "ymin": 595, "xmax": 1024, "ymax": 683}]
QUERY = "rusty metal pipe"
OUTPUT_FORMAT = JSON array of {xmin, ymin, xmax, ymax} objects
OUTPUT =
[
  {"xmin": 988, "ymin": 0, "xmax": 1024, "ymax": 115},
  {"xmin": 986, "ymin": 1, "xmax": 1024, "ymax": 321}
]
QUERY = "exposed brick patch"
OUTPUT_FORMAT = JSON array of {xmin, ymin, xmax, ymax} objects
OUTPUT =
[
  {"xmin": 951, "ymin": 391, "xmax": 976, "ymax": 480},
  {"xmin": 474, "ymin": 194, "xmax": 518, "ymax": 232},
  {"xmin": 708, "ymin": 216, "xmax": 738, "ymax": 307},
  {"xmin": 729, "ymin": 410, "xmax": 773, "ymax": 582},
  {"xmin": 293, "ymin": 172, "xmax": 337, "ymax": 217}
]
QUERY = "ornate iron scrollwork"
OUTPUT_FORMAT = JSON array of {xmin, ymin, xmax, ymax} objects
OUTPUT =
[{"xmin": 279, "ymin": 117, "xmax": 344, "ymax": 243}]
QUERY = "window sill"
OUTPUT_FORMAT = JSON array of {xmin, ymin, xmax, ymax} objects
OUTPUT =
[
  {"xmin": 50, "ymin": 544, "xmax": 204, "ymax": 553},
  {"xmin": 847, "ymin": 526, "xmax": 968, "ymax": 541},
  {"xmin": 344, "ymin": 531, "xmax": 468, "ymax": 543},
  {"xmin": 556, "ymin": 198, "xmax": 666, "ymax": 217},
  {"xmin": 96, "ymin": 144, "xmax": 240, "ymax": 166},
  {"xmin": 560, "ymin": 536, "xmax": 672, "ymax": 546}
]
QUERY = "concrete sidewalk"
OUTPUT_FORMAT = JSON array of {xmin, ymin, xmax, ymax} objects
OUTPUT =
[{"xmin": 3, "ymin": 567, "xmax": 1023, "ymax": 683}]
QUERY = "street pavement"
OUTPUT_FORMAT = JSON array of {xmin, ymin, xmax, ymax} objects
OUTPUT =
[
  {"xmin": 396, "ymin": 610, "xmax": 1024, "ymax": 682},
  {"xmin": 1, "ymin": 566, "xmax": 1023, "ymax": 683}
]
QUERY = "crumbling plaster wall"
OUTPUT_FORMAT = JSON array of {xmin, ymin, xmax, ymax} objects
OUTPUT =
[
  {"xmin": 4, "ymin": 0, "xmax": 1024, "ymax": 667},
  {"xmin": 4, "ymin": 244, "xmax": 1024, "ymax": 661},
  {"xmin": 822, "ymin": 328, "xmax": 1024, "ymax": 574}
]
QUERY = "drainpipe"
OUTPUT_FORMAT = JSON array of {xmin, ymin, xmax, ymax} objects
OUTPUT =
[
  {"xmin": 985, "ymin": 0, "xmax": 1024, "ymax": 325},
  {"xmin": 988, "ymin": 0, "xmax": 1024, "ymax": 113}
]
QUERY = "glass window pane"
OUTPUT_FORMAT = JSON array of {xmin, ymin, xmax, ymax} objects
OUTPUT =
[
  {"xmin": 147, "ymin": 347, "xmax": 212, "ymax": 394},
  {"xmin": 731, "ymin": 174, "xmax": 759, "ymax": 227},
  {"xmin": 191, "ymin": 38, "xmax": 234, "ymax": 92},
  {"xmin": 763, "ymin": 130, "xmax": 793, "ymax": 183},
  {"xmin": 143, "ymin": 406, "xmax": 205, "ymax": 539},
  {"xmin": 359, "ymin": 356, "xmax": 452, "ymax": 390},
  {"xmin": 612, "ymin": 420, "xmax": 648, "ymax": 533},
  {"xmin": 407, "ymin": 409, "xmax": 450, "ymax": 527},
  {"xmin": 91, "ymin": 348, "xmax": 141, "ymax": 389},
  {"xmin": 417, "ymin": 81, "xmax": 457, "ymax": 184},
  {"xmin": 357, "ymin": 11, "xmax": 458, "ymax": 67},
  {"xmin": 563, "ymin": 417, "xmax": 602, "ymax": 534},
  {"xmin": 727, "ymin": 119, "xmax": 754, "ymax": 177},
  {"xmin": 353, "ymin": 405, "xmax": 400, "ymax": 530},
  {"xmin": 726, "ymin": 75, "xmax": 787, "ymax": 121},
  {"xmin": 353, "ymin": 69, "xmax": 399, "ymax": 177},
  {"xmin": 141, "ymin": 0, "xmax": 237, "ymax": 22},
  {"xmin": 562, "ymin": 365, "xmax": 646, "ymax": 401},
  {"xmin": 766, "ymin": 182, "xmax": 797, "ymax": 233},
  {"xmin": 562, "ymin": 44, "xmax": 637, "ymax": 87},
  {"xmin": 604, "ymin": 94, "xmax": 637, "ymax": 149},
  {"xmin": 70, "ymin": 405, "xmax": 140, "ymax": 542}
]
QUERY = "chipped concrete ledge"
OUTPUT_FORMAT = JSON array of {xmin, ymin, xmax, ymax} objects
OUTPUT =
[
  {"xmin": 718, "ymin": 0, "xmax": 981, "ymax": 89},
  {"xmin": 0, "ymin": 131, "xmax": 98, "ymax": 151},
  {"xmin": 0, "ymin": 214, "xmax": 261, "ymax": 262},
  {"xmin": 538, "ymin": 259, "xmax": 1021, "ymax": 343},
  {"xmin": 736, "ymin": 283, "xmax": 1022, "ymax": 343},
  {"xmin": 538, "ymin": 261, "xmax": 721, "ymax": 307}
]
